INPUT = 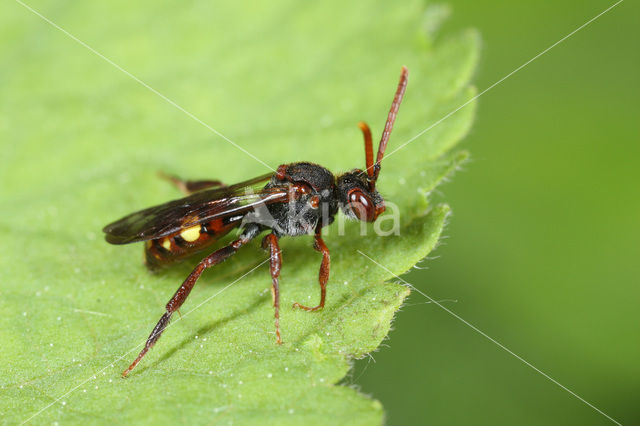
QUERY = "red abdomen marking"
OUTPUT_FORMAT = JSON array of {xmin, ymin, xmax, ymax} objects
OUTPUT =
[{"xmin": 145, "ymin": 216, "xmax": 242, "ymax": 269}]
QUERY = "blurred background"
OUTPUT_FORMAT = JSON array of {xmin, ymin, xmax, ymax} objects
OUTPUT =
[
  {"xmin": 3, "ymin": 0, "xmax": 638, "ymax": 424},
  {"xmin": 353, "ymin": 1, "xmax": 640, "ymax": 425}
]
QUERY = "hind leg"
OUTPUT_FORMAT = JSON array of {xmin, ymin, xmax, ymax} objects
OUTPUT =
[
  {"xmin": 122, "ymin": 228, "xmax": 257, "ymax": 377},
  {"xmin": 158, "ymin": 171, "xmax": 226, "ymax": 194}
]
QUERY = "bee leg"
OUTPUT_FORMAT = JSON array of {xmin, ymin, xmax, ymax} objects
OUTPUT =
[
  {"xmin": 262, "ymin": 233, "xmax": 283, "ymax": 344},
  {"xmin": 293, "ymin": 229, "xmax": 328, "ymax": 312},
  {"xmin": 157, "ymin": 171, "xmax": 226, "ymax": 195},
  {"xmin": 122, "ymin": 232, "xmax": 253, "ymax": 377}
]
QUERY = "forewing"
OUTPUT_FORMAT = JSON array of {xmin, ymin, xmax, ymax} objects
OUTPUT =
[{"xmin": 103, "ymin": 173, "xmax": 281, "ymax": 244}]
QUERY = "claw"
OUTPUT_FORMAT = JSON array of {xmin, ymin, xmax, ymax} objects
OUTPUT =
[{"xmin": 292, "ymin": 302, "xmax": 323, "ymax": 312}]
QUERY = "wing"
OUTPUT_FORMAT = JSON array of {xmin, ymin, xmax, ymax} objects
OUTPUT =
[{"xmin": 103, "ymin": 173, "xmax": 284, "ymax": 244}]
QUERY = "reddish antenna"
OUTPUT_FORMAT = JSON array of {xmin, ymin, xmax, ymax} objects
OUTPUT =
[
  {"xmin": 372, "ymin": 66, "xmax": 409, "ymax": 188},
  {"xmin": 359, "ymin": 121, "xmax": 375, "ymax": 180}
]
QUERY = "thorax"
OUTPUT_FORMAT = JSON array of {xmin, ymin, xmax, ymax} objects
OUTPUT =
[{"xmin": 250, "ymin": 162, "xmax": 338, "ymax": 237}]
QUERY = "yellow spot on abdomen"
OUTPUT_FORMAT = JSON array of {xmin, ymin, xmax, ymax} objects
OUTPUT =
[
  {"xmin": 180, "ymin": 225, "xmax": 201, "ymax": 242},
  {"xmin": 161, "ymin": 238, "xmax": 171, "ymax": 250}
]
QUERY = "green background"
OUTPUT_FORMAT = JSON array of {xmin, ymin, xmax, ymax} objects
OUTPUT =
[
  {"xmin": 2, "ymin": 0, "xmax": 638, "ymax": 425},
  {"xmin": 353, "ymin": 1, "xmax": 640, "ymax": 425}
]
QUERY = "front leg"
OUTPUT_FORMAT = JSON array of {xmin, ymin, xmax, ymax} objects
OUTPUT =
[
  {"xmin": 293, "ymin": 228, "xmax": 329, "ymax": 312},
  {"xmin": 262, "ymin": 233, "xmax": 283, "ymax": 344}
]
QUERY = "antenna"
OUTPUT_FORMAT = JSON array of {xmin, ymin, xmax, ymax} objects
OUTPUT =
[
  {"xmin": 372, "ymin": 66, "xmax": 409, "ymax": 186},
  {"xmin": 359, "ymin": 121, "xmax": 374, "ymax": 180}
]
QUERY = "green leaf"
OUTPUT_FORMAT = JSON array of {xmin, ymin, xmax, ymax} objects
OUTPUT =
[{"xmin": 0, "ymin": 0, "xmax": 478, "ymax": 424}]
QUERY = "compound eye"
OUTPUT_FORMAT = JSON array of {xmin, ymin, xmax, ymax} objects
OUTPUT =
[{"xmin": 348, "ymin": 189, "xmax": 375, "ymax": 222}]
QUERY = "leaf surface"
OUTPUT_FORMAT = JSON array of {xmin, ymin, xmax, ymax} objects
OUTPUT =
[{"xmin": 0, "ymin": 0, "xmax": 479, "ymax": 424}]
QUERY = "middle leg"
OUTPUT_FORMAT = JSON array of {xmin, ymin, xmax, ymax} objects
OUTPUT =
[{"xmin": 262, "ymin": 233, "xmax": 283, "ymax": 344}]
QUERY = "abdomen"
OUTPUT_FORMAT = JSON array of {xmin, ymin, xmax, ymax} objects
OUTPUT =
[{"xmin": 144, "ymin": 216, "xmax": 242, "ymax": 269}]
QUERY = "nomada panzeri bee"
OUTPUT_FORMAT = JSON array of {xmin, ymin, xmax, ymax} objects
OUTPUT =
[{"xmin": 104, "ymin": 67, "xmax": 409, "ymax": 376}]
